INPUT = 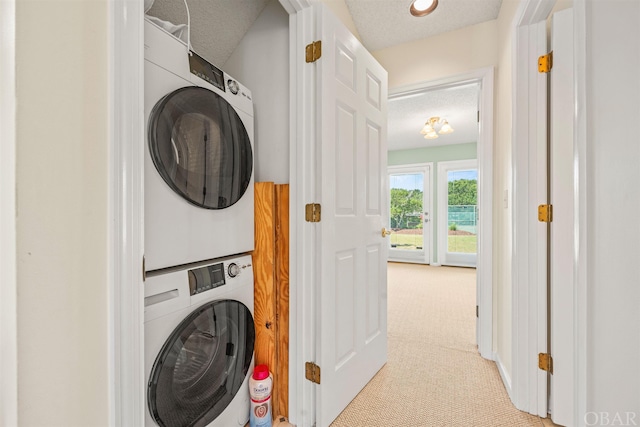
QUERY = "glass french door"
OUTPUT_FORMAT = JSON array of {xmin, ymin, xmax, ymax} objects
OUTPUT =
[
  {"xmin": 388, "ymin": 164, "xmax": 431, "ymax": 264},
  {"xmin": 437, "ymin": 159, "xmax": 478, "ymax": 267}
]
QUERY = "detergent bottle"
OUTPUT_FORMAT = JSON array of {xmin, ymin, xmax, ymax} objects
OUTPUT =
[{"xmin": 249, "ymin": 364, "xmax": 273, "ymax": 427}]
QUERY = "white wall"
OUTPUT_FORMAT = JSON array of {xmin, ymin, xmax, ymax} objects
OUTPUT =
[
  {"xmin": 584, "ymin": 0, "xmax": 640, "ymax": 416},
  {"xmin": 15, "ymin": 0, "xmax": 110, "ymax": 425},
  {"xmin": 320, "ymin": 0, "xmax": 361, "ymax": 42},
  {"xmin": 372, "ymin": 20, "xmax": 498, "ymax": 90},
  {"xmin": 224, "ymin": 0, "xmax": 290, "ymax": 184}
]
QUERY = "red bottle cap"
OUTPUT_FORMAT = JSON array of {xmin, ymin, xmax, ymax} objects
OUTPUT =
[{"xmin": 253, "ymin": 364, "xmax": 270, "ymax": 380}]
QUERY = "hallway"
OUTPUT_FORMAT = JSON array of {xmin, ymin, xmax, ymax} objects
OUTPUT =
[{"xmin": 330, "ymin": 263, "xmax": 550, "ymax": 426}]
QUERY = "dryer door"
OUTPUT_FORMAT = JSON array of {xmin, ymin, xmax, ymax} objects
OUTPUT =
[
  {"xmin": 148, "ymin": 86, "xmax": 253, "ymax": 209},
  {"xmin": 148, "ymin": 300, "xmax": 255, "ymax": 427}
]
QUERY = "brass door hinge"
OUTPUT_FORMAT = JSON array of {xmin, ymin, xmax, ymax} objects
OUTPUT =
[
  {"xmin": 538, "ymin": 204, "xmax": 553, "ymax": 222},
  {"xmin": 305, "ymin": 203, "xmax": 321, "ymax": 223},
  {"xmin": 538, "ymin": 353, "xmax": 553, "ymax": 374},
  {"xmin": 538, "ymin": 51, "xmax": 553, "ymax": 73},
  {"xmin": 305, "ymin": 362, "xmax": 321, "ymax": 384},
  {"xmin": 306, "ymin": 40, "xmax": 322, "ymax": 63}
]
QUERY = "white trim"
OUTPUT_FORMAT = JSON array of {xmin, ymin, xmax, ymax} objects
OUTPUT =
[
  {"xmin": 495, "ymin": 352, "xmax": 514, "ymax": 402},
  {"xmin": 0, "ymin": 0, "xmax": 17, "ymax": 424},
  {"xmin": 388, "ymin": 67, "xmax": 494, "ymax": 360},
  {"xmin": 475, "ymin": 67, "xmax": 494, "ymax": 361},
  {"xmin": 109, "ymin": 0, "xmax": 145, "ymax": 424},
  {"xmin": 387, "ymin": 163, "xmax": 433, "ymax": 265},
  {"xmin": 573, "ymin": 1, "xmax": 588, "ymax": 425},
  {"xmin": 279, "ymin": 0, "xmax": 316, "ymax": 14},
  {"xmin": 511, "ymin": 0, "xmax": 555, "ymax": 418},
  {"xmin": 285, "ymin": 1, "xmax": 316, "ymax": 425}
]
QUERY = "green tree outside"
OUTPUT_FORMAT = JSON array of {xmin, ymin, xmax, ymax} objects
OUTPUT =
[
  {"xmin": 390, "ymin": 188, "xmax": 423, "ymax": 229},
  {"xmin": 448, "ymin": 179, "xmax": 477, "ymax": 205}
]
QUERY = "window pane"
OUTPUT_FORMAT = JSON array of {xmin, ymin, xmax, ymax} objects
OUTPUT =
[
  {"xmin": 447, "ymin": 169, "xmax": 477, "ymax": 254},
  {"xmin": 389, "ymin": 173, "xmax": 424, "ymax": 251}
]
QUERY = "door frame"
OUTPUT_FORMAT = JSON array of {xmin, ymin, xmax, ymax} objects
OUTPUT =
[
  {"xmin": 109, "ymin": 0, "xmax": 146, "ymax": 423},
  {"xmin": 109, "ymin": 0, "xmax": 317, "ymax": 424},
  {"xmin": 388, "ymin": 68, "xmax": 494, "ymax": 360},
  {"xmin": 511, "ymin": 0, "xmax": 554, "ymax": 418},
  {"xmin": 437, "ymin": 159, "xmax": 478, "ymax": 268},
  {"xmin": 510, "ymin": 0, "xmax": 587, "ymax": 421},
  {"xmin": 387, "ymin": 163, "xmax": 433, "ymax": 265},
  {"xmin": 281, "ymin": 1, "xmax": 315, "ymax": 426},
  {"xmin": 573, "ymin": 2, "xmax": 588, "ymax": 423},
  {"xmin": 1, "ymin": 0, "xmax": 18, "ymax": 424}
]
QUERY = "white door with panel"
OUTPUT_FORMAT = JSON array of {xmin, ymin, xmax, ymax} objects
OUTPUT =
[
  {"xmin": 388, "ymin": 164, "xmax": 431, "ymax": 264},
  {"xmin": 315, "ymin": 4, "xmax": 389, "ymax": 427}
]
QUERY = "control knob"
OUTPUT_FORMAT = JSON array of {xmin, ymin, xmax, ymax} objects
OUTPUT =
[
  {"xmin": 227, "ymin": 79, "xmax": 239, "ymax": 95},
  {"xmin": 228, "ymin": 263, "xmax": 241, "ymax": 278}
]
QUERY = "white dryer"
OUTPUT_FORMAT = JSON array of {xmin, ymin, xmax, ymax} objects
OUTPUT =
[
  {"xmin": 145, "ymin": 18, "xmax": 254, "ymax": 272},
  {"xmin": 145, "ymin": 253, "xmax": 255, "ymax": 427}
]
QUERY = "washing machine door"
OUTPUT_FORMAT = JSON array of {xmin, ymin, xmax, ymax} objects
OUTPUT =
[
  {"xmin": 148, "ymin": 86, "xmax": 253, "ymax": 210},
  {"xmin": 148, "ymin": 300, "xmax": 255, "ymax": 427}
]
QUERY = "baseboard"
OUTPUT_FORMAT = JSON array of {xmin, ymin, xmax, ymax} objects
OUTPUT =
[
  {"xmin": 387, "ymin": 258, "xmax": 428, "ymax": 265},
  {"xmin": 494, "ymin": 352, "xmax": 513, "ymax": 402}
]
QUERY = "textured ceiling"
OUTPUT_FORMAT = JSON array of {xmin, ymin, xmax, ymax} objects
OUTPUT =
[
  {"xmin": 147, "ymin": 0, "xmax": 270, "ymax": 67},
  {"xmin": 388, "ymin": 83, "xmax": 479, "ymax": 151},
  {"xmin": 345, "ymin": 0, "xmax": 503, "ymax": 51},
  {"xmin": 146, "ymin": 0, "xmax": 495, "ymax": 152}
]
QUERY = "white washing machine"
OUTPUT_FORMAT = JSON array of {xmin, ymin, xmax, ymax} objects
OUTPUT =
[
  {"xmin": 145, "ymin": 18, "xmax": 255, "ymax": 272},
  {"xmin": 145, "ymin": 253, "xmax": 255, "ymax": 427}
]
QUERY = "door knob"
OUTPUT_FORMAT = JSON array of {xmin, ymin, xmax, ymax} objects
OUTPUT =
[{"xmin": 381, "ymin": 227, "xmax": 391, "ymax": 238}]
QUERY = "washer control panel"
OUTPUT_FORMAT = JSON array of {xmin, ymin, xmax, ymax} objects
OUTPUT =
[{"xmin": 188, "ymin": 51, "xmax": 225, "ymax": 92}]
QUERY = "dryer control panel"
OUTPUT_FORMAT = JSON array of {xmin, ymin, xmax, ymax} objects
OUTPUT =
[{"xmin": 187, "ymin": 257, "xmax": 252, "ymax": 296}]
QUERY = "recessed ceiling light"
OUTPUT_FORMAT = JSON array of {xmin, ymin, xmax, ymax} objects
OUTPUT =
[{"xmin": 410, "ymin": 0, "xmax": 438, "ymax": 17}]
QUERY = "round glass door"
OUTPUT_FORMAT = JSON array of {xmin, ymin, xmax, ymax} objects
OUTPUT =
[
  {"xmin": 148, "ymin": 300, "xmax": 255, "ymax": 427},
  {"xmin": 148, "ymin": 86, "xmax": 253, "ymax": 210}
]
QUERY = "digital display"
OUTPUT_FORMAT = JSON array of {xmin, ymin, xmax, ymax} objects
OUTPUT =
[
  {"xmin": 188, "ymin": 263, "xmax": 226, "ymax": 296},
  {"xmin": 188, "ymin": 52, "xmax": 225, "ymax": 92}
]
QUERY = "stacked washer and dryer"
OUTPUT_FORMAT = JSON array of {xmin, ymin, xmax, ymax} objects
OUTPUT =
[{"xmin": 143, "ymin": 16, "xmax": 256, "ymax": 427}]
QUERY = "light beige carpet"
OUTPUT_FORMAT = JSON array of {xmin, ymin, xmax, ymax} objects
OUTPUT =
[{"xmin": 329, "ymin": 263, "xmax": 543, "ymax": 427}]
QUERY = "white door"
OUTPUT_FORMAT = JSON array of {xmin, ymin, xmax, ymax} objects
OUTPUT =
[
  {"xmin": 388, "ymin": 164, "xmax": 431, "ymax": 264},
  {"xmin": 315, "ymin": 4, "xmax": 389, "ymax": 427},
  {"xmin": 550, "ymin": 8, "xmax": 574, "ymax": 426}
]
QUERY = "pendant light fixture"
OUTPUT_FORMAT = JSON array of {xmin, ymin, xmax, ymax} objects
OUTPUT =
[{"xmin": 420, "ymin": 116, "xmax": 454, "ymax": 139}]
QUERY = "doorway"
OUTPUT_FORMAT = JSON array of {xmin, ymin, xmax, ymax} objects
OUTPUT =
[
  {"xmin": 388, "ymin": 164, "xmax": 432, "ymax": 264},
  {"xmin": 387, "ymin": 68, "xmax": 494, "ymax": 359}
]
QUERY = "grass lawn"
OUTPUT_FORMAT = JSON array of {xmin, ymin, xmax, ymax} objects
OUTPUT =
[
  {"xmin": 448, "ymin": 235, "xmax": 477, "ymax": 253},
  {"xmin": 390, "ymin": 233, "xmax": 423, "ymax": 250},
  {"xmin": 390, "ymin": 232, "xmax": 477, "ymax": 254}
]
